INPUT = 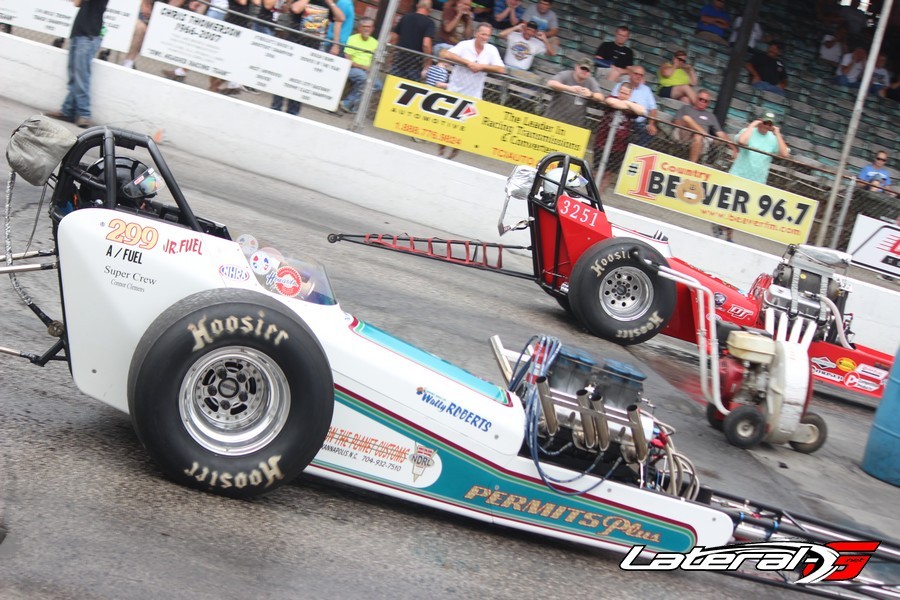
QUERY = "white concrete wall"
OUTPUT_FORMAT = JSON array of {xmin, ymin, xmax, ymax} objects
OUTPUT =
[{"xmin": 2, "ymin": 34, "xmax": 897, "ymax": 355}]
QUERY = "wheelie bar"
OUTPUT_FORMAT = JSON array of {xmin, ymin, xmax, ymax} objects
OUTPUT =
[{"xmin": 328, "ymin": 232, "xmax": 534, "ymax": 280}]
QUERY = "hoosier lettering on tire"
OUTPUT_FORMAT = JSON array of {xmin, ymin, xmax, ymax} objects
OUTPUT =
[
  {"xmin": 567, "ymin": 239, "xmax": 676, "ymax": 345},
  {"xmin": 127, "ymin": 289, "xmax": 334, "ymax": 499}
]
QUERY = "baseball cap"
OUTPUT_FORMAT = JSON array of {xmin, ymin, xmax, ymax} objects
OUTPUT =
[
  {"xmin": 526, "ymin": 20, "xmax": 539, "ymax": 29},
  {"xmin": 577, "ymin": 58, "xmax": 594, "ymax": 72},
  {"xmin": 761, "ymin": 111, "xmax": 777, "ymax": 124}
]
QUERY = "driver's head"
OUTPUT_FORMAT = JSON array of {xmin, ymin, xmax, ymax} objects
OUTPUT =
[{"xmin": 80, "ymin": 156, "xmax": 162, "ymax": 209}]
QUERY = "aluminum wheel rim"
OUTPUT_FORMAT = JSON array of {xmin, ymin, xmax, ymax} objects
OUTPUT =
[
  {"xmin": 598, "ymin": 266, "xmax": 653, "ymax": 321},
  {"xmin": 736, "ymin": 418, "xmax": 759, "ymax": 439},
  {"xmin": 179, "ymin": 346, "xmax": 290, "ymax": 455}
]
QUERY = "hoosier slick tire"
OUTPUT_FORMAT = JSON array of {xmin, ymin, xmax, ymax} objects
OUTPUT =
[
  {"xmin": 568, "ymin": 239, "xmax": 676, "ymax": 345},
  {"xmin": 127, "ymin": 289, "xmax": 334, "ymax": 499}
]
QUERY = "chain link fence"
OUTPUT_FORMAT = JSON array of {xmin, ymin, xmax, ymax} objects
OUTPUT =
[{"xmin": 3, "ymin": 2, "xmax": 897, "ymax": 253}]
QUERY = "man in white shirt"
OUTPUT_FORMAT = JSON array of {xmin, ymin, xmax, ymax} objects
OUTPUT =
[
  {"xmin": 499, "ymin": 20, "xmax": 554, "ymax": 75},
  {"xmin": 438, "ymin": 22, "xmax": 506, "ymax": 158},
  {"xmin": 441, "ymin": 22, "xmax": 506, "ymax": 99}
]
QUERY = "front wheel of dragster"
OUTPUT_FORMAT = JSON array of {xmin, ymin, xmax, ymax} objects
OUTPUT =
[
  {"xmin": 568, "ymin": 239, "xmax": 676, "ymax": 345},
  {"xmin": 789, "ymin": 412, "xmax": 828, "ymax": 454},
  {"xmin": 127, "ymin": 289, "xmax": 334, "ymax": 499},
  {"xmin": 723, "ymin": 404, "xmax": 766, "ymax": 449}
]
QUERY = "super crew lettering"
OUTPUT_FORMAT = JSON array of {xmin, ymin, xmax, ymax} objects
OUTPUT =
[{"xmin": 188, "ymin": 310, "xmax": 289, "ymax": 351}]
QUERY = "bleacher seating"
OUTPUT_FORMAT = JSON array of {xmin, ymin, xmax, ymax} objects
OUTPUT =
[{"xmin": 494, "ymin": 0, "xmax": 897, "ymax": 184}]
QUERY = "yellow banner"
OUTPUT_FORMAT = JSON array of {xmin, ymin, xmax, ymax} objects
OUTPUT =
[
  {"xmin": 374, "ymin": 75, "xmax": 590, "ymax": 167},
  {"xmin": 614, "ymin": 145, "xmax": 818, "ymax": 245}
]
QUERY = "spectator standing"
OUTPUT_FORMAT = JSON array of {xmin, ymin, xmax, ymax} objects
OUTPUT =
[
  {"xmin": 390, "ymin": 0, "xmax": 436, "ymax": 82},
  {"xmin": 839, "ymin": 0, "xmax": 868, "ymax": 45},
  {"xmin": 858, "ymin": 151, "xmax": 893, "ymax": 193},
  {"xmin": 492, "ymin": 0, "xmax": 524, "ymax": 29},
  {"xmin": 835, "ymin": 47, "xmax": 867, "ymax": 87},
  {"xmin": 340, "ymin": 18, "xmax": 380, "ymax": 114},
  {"xmin": 545, "ymin": 58, "xmax": 605, "ymax": 127},
  {"xmin": 728, "ymin": 15, "xmax": 765, "ymax": 49},
  {"xmin": 48, "ymin": 0, "xmax": 109, "ymax": 129},
  {"xmin": 613, "ymin": 65, "xmax": 658, "ymax": 145},
  {"xmin": 745, "ymin": 41, "xmax": 788, "ymax": 96},
  {"xmin": 819, "ymin": 26, "xmax": 848, "ymax": 65},
  {"xmin": 672, "ymin": 89, "xmax": 734, "ymax": 163},
  {"xmin": 473, "ymin": 0, "xmax": 494, "ymax": 23},
  {"xmin": 120, "ymin": 0, "xmax": 153, "ymax": 69},
  {"xmin": 594, "ymin": 82, "xmax": 646, "ymax": 190},
  {"xmin": 288, "ymin": 0, "xmax": 348, "ymax": 55},
  {"xmin": 499, "ymin": 20, "xmax": 555, "ymax": 76},
  {"xmin": 436, "ymin": 0, "xmax": 474, "ymax": 55},
  {"xmin": 719, "ymin": 112, "xmax": 790, "ymax": 241},
  {"xmin": 438, "ymin": 22, "xmax": 506, "ymax": 158},
  {"xmin": 594, "ymin": 25, "xmax": 634, "ymax": 81},
  {"xmin": 521, "ymin": 0, "xmax": 558, "ymax": 41},
  {"xmin": 327, "ymin": 0, "xmax": 354, "ymax": 53},
  {"xmin": 657, "ymin": 50, "xmax": 698, "ymax": 104},
  {"xmin": 696, "ymin": 0, "xmax": 731, "ymax": 46}
]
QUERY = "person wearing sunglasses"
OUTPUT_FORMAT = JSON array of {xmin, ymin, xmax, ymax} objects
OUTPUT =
[
  {"xmin": 858, "ymin": 152, "xmax": 894, "ymax": 194},
  {"xmin": 672, "ymin": 90, "xmax": 735, "ymax": 163},
  {"xmin": 657, "ymin": 51, "xmax": 698, "ymax": 104},
  {"xmin": 545, "ymin": 58, "xmax": 605, "ymax": 127}
]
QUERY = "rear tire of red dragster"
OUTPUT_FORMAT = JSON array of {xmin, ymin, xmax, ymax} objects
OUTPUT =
[
  {"xmin": 568, "ymin": 239, "xmax": 676, "ymax": 345},
  {"xmin": 127, "ymin": 289, "xmax": 335, "ymax": 499}
]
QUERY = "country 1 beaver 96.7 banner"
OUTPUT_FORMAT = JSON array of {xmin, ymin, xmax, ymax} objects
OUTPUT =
[
  {"xmin": 614, "ymin": 145, "xmax": 819, "ymax": 245},
  {"xmin": 374, "ymin": 75, "xmax": 590, "ymax": 167}
]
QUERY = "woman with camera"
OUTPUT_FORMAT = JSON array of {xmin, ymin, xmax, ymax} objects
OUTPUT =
[{"xmin": 657, "ymin": 50, "xmax": 698, "ymax": 104}]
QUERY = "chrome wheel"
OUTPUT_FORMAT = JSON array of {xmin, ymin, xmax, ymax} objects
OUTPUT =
[
  {"xmin": 598, "ymin": 266, "xmax": 653, "ymax": 321},
  {"xmin": 179, "ymin": 346, "xmax": 290, "ymax": 455}
]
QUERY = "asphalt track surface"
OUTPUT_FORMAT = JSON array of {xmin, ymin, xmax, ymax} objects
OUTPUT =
[{"xmin": 0, "ymin": 97, "xmax": 897, "ymax": 600}]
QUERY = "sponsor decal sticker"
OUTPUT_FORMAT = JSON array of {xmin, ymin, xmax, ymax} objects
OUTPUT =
[
  {"xmin": 845, "ymin": 372, "xmax": 881, "ymax": 392},
  {"xmin": 163, "ymin": 237, "xmax": 204, "ymax": 255},
  {"xmin": 725, "ymin": 305, "xmax": 754, "ymax": 320},
  {"xmin": 811, "ymin": 356, "xmax": 837, "ymax": 370},
  {"xmin": 812, "ymin": 365, "xmax": 843, "ymax": 383},
  {"xmin": 237, "ymin": 234, "xmax": 259, "ymax": 257},
  {"xmin": 409, "ymin": 443, "xmax": 438, "ymax": 482},
  {"xmin": 218, "ymin": 264, "xmax": 251, "ymax": 281},
  {"xmin": 464, "ymin": 485, "xmax": 662, "ymax": 543},
  {"xmin": 249, "ymin": 250, "xmax": 275, "ymax": 275},
  {"xmin": 836, "ymin": 357, "xmax": 857, "ymax": 372},
  {"xmin": 267, "ymin": 265, "xmax": 302, "ymax": 297},
  {"xmin": 855, "ymin": 363, "xmax": 889, "ymax": 381},
  {"xmin": 416, "ymin": 387, "xmax": 492, "ymax": 432},
  {"xmin": 619, "ymin": 540, "xmax": 880, "ymax": 585}
]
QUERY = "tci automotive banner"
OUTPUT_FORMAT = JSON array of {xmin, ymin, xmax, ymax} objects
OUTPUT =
[
  {"xmin": 0, "ymin": 0, "xmax": 139, "ymax": 53},
  {"xmin": 374, "ymin": 75, "xmax": 590, "ymax": 167},
  {"xmin": 614, "ymin": 145, "xmax": 818, "ymax": 245}
]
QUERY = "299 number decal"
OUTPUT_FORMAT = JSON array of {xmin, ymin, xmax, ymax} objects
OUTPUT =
[{"xmin": 105, "ymin": 219, "xmax": 159, "ymax": 249}]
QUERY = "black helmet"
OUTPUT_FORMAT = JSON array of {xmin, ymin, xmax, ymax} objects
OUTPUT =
[{"xmin": 78, "ymin": 156, "xmax": 162, "ymax": 208}]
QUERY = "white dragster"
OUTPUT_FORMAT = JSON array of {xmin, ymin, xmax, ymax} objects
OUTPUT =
[{"xmin": 2, "ymin": 120, "xmax": 898, "ymax": 596}]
